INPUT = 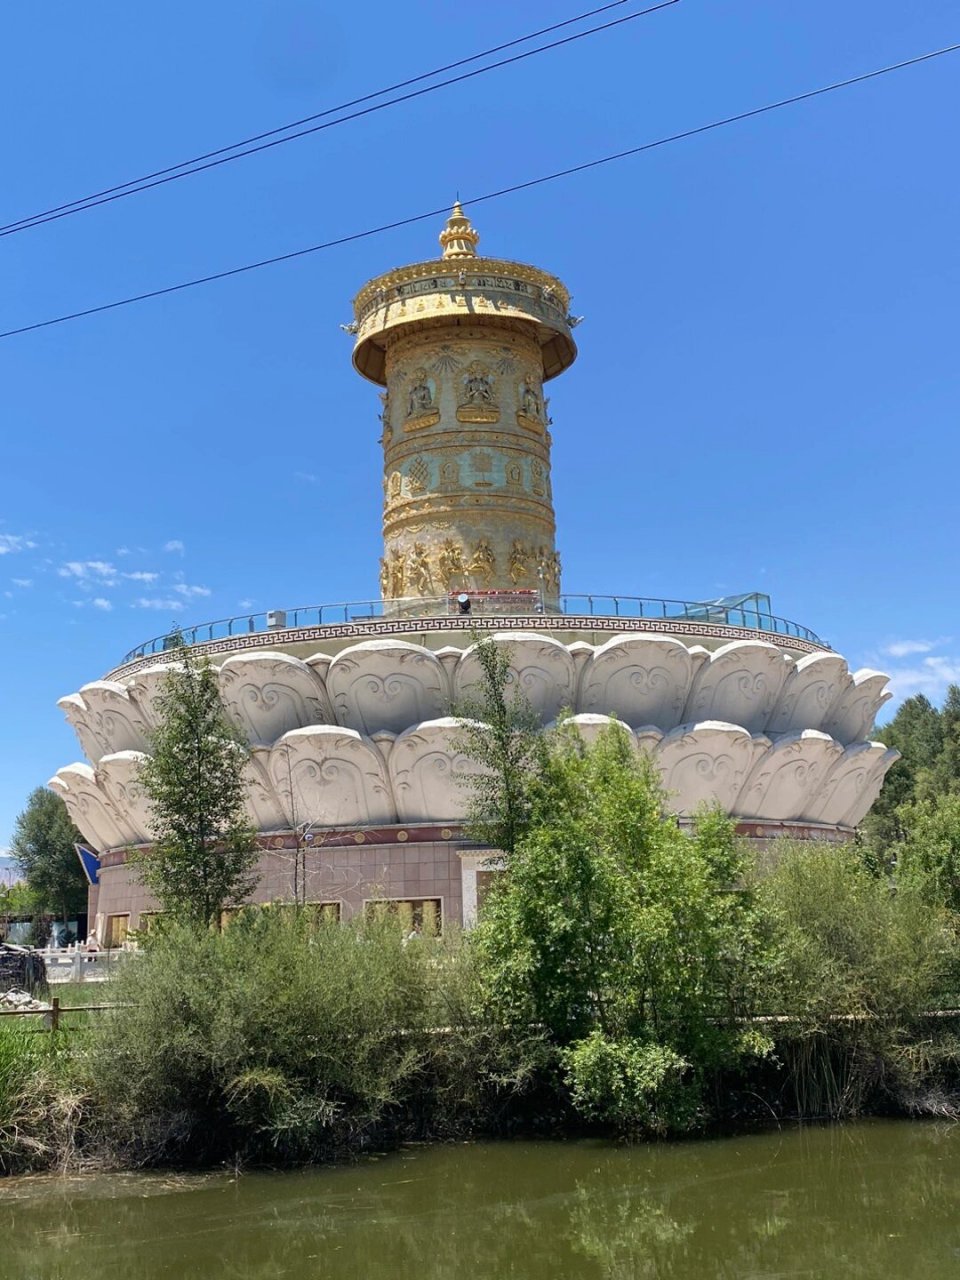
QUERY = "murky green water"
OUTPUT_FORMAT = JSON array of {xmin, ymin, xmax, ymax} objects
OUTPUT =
[{"xmin": 3, "ymin": 1122, "xmax": 960, "ymax": 1278}]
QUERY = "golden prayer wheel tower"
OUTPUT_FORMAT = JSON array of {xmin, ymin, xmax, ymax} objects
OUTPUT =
[{"xmin": 352, "ymin": 204, "xmax": 578, "ymax": 613}]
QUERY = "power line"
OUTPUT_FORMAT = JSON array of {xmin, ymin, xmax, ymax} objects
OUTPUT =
[
  {"xmin": 2, "ymin": 41, "xmax": 956, "ymax": 343},
  {"xmin": 0, "ymin": 0, "xmax": 678, "ymax": 239},
  {"xmin": 2, "ymin": 0, "xmax": 639, "ymax": 233}
]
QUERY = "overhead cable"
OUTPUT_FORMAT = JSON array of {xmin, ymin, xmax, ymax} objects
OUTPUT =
[
  {"xmin": 0, "ymin": 0, "xmax": 678, "ymax": 238},
  {"xmin": 1, "ymin": 41, "xmax": 956, "ymax": 342}
]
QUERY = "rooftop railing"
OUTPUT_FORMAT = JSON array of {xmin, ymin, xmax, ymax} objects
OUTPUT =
[{"xmin": 119, "ymin": 591, "xmax": 826, "ymax": 664}]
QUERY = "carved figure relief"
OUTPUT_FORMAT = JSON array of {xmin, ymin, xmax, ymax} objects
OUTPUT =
[
  {"xmin": 456, "ymin": 362, "xmax": 499, "ymax": 423},
  {"xmin": 388, "ymin": 471, "xmax": 402, "ymax": 500},
  {"xmin": 517, "ymin": 377, "xmax": 545, "ymax": 432},
  {"xmin": 411, "ymin": 542, "xmax": 433, "ymax": 596},
  {"xmin": 439, "ymin": 459, "xmax": 461, "ymax": 490},
  {"xmin": 509, "ymin": 540, "xmax": 530, "ymax": 585},
  {"xmin": 405, "ymin": 369, "xmax": 440, "ymax": 430},
  {"xmin": 467, "ymin": 539, "xmax": 496, "ymax": 586},
  {"xmin": 437, "ymin": 539, "xmax": 466, "ymax": 589},
  {"xmin": 390, "ymin": 548, "xmax": 406, "ymax": 598},
  {"xmin": 505, "ymin": 460, "xmax": 524, "ymax": 490},
  {"xmin": 535, "ymin": 547, "xmax": 562, "ymax": 592},
  {"xmin": 531, "ymin": 460, "xmax": 546, "ymax": 496},
  {"xmin": 379, "ymin": 557, "xmax": 390, "ymax": 598}
]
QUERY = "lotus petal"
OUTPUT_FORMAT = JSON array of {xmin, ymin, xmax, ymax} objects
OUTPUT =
[
  {"xmin": 656, "ymin": 721, "xmax": 766, "ymax": 815},
  {"xmin": 62, "ymin": 681, "xmax": 150, "ymax": 761},
  {"xmin": 682, "ymin": 641, "xmax": 790, "ymax": 734},
  {"xmin": 455, "ymin": 632, "xmax": 576, "ymax": 723},
  {"xmin": 821, "ymin": 670, "xmax": 892, "ymax": 746},
  {"xmin": 766, "ymin": 652, "xmax": 849, "ymax": 735},
  {"xmin": 96, "ymin": 751, "xmax": 153, "ymax": 844},
  {"xmin": 736, "ymin": 730, "xmax": 843, "ymax": 821},
  {"xmin": 124, "ymin": 662, "xmax": 183, "ymax": 731},
  {"xmin": 546, "ymin": 712, "xmax": 637, "ymax": 750},
  {"xmin": 389, "ymin": 717, "xmax": 486, "ymax": 823},
  {"xmin": 49, "ymin": 764, "xmax": 129, "ymax": 852},
  {"xmin": 579, "ymin": 635, "xmax": 700, "ymax": 730},
  {"xmin": 326, "ymin": 640, "xmax": 447, "ymax": 735},
  {"xmin": 219, "ymin": 653, "xmax": 331, "ymax": 746},
  {"xmin": 269, "ymin": 726, "xmax": 396, "ymax": 829},
  {"xmin": 803, "ymin": 741, "xmax": 901, "ymax": 827},
  {"xmin": 57, "ymin": 693, "xmax": 104, "ymax": 765},
  {"xmin": 244, "ymin": 747, "xmax": 291, "ymax": 832}
]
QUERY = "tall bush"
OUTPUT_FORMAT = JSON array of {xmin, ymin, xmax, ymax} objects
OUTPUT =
[
  {"xmin": 758, "ymin": 842, "xmax": 958, "ymax": 1115},
  {"xmin": 472, "ymin": 722, "xmax": 770, "ymax": 1134}
]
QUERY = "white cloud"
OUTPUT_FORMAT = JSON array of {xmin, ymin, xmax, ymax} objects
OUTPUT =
[
  {"xmin": 238, "ymin": 598, "xmax": 255, "ymax": 610},
  {"xmin": 173, "ymin": 583, "xmax": 211, "ymax": 599},
  {"xmin": 883, "ymin": 639, "xmax": 936, "ymax": 659},
  {"xmin": 163, "ymin": 540, "xmax": 185, "ymax": 554},
  {"xmin": 0, "ymin": 534, "xmax": 36, "ymax": 555},
  {"xmin": 122, "ymin": 571, "xmax": 159, "ymax": 583},
  {"xmin": 294, "ymin": 471, "xmax": 318, "ymax": 484},
  {"xmin": 116, "ymin": 546, "xmax": 131, "ymax": 557},
  {"xmin": 11, "ymin": 578, "xmax": 32, "ymax": 588},
  {"xmin": 879, "ymin": 653, "xmax": 960, "ymax": 709},
  {"xmin": 92, "ymin": 597, "xmax": 113, "ymax": 611},
  {"xmin": 58, "ymin": 560, "xmax": 118, "ymax": 582},
  {"xmin": 132, "ymin": 597, "xmax": 184, "ymax": 611}
]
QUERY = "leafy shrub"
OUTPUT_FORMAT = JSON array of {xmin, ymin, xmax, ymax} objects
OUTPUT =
[
  {"xmin": 86, "ymin": 910, "xmax": 538, "ymax": 1166},
  {"xmin": 758, "ymin": 842, "xmax": 959, "ymax": 1116}
]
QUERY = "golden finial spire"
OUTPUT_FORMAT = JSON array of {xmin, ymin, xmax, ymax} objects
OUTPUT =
[{"xmin": 439, "ymin": 201, "xmax": 479, "ymax": 260}]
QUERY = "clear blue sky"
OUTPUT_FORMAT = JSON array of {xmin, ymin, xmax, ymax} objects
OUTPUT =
[{"xmin": 1, "ymin": 1, "xmax": 957, "ymax": 847}]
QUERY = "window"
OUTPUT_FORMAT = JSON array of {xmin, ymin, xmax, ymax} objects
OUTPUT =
[
  {"xmin": 364, "ymin": 897, "xmax": 442, "ymax": 937},
  {"xmin": 104, "ymin": 914, "xmax": 129, "ymax": 948}
]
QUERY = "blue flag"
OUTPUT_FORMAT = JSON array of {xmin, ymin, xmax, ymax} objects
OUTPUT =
[{"xmin": 74, "ymin": 843, "xmax": 100, "ymax": 887}]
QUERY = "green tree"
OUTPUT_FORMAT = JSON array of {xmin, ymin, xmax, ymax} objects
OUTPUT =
[
  {"xmin": 134, "ymin": 639, "xmax": 259, "ymax": 929},
  {"xmin": 10, "ymin": 788, "xmax": 87, "ymax": 921},
  {"xmin": 453, "ymin": 634, "xmax": 546, "ymax": 858},
  {"xmin": 471, "ymin": 722, "xmax": 769, "ymax": 1133},
  {"xmin": 864, "ymin": 693, "xmax": 944, "ymax": 846},
  {"xmin": 894, "ymin": 793, "xmax": 960, "ymax": 913}
]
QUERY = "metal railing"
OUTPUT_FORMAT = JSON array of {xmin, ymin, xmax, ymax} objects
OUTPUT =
[{"xmin": 119, "ymin": 592, "xmax": 826, "ymax": 664}]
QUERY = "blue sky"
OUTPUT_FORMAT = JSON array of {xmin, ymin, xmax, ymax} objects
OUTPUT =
[{"xmin": 0, "ymin": 1, "xmax": 957, "ymax": 846}]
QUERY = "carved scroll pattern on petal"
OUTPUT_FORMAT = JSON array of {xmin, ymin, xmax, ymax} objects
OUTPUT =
[
  {"xmin": 803, "ymin": 742, "xmax": 899, "ymax": 827},
  {"xmin": 455, "ymin": 633, "xmax": 576, "ymax": 724},
  {"xmin": 655, "ymin": 722, "xmax": 764, "ymax": 815},
  {"xmin": 269, "ymin": 727, "xmax": 396, "ymax": 829},
  {"xmin": 389, "ymin": 718, "xmax": 485, "ymax": 823},
  {"xmin": 244, "ymin": 748, "xmax": 291, "ymax": 831},
  {"xmin": 124, "ymin": 663, "xmax": 183, "ymax": 731},
  {"xmin": 57, "ymin": 695, "xmax": 105, "ymax": 765},
  {"xmin": 96, "ymin": 751, "xmax": 154, "ymax": 844},
  {"xmin": 50, "ymin": 765, "xmax": 129, "ymax": 852},
  {"xmin": 219, "ymin": 655, "xmax": 332, "ymax": 747},
  {"xmin": 682, "ymin": 642, "xmax": 789, "ymax": 735},
  {"xmin": 578, "ymin": 636, "xmax": 697, "ymax": 731},
  {"xmin": 821, "ymin": 671, "xmax": 892, "ymax": 747},
  {"xmin": 326, "ymin": 641, "xmax": 448, "ymax": 736},
  {"xmin": 737, "ymin": 731, "xmax": 843, "ymax": 822},
  {"xmin": 76, "ymin": 681, "xmax": 151, "ymax": 757},
  {"xmin": 766, "ymin": 653, "xmax": 849, "ymax": 735}
]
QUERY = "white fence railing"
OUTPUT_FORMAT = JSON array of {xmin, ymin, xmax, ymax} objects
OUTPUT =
[{"xmin": 38, "ymin": 948, "xmax": 135, "ymax": 984}]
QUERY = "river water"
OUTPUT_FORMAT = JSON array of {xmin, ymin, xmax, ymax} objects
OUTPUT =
[{"xmin": 3, "ymin": 1121, "xmax": 959, "ymax": 1278}]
